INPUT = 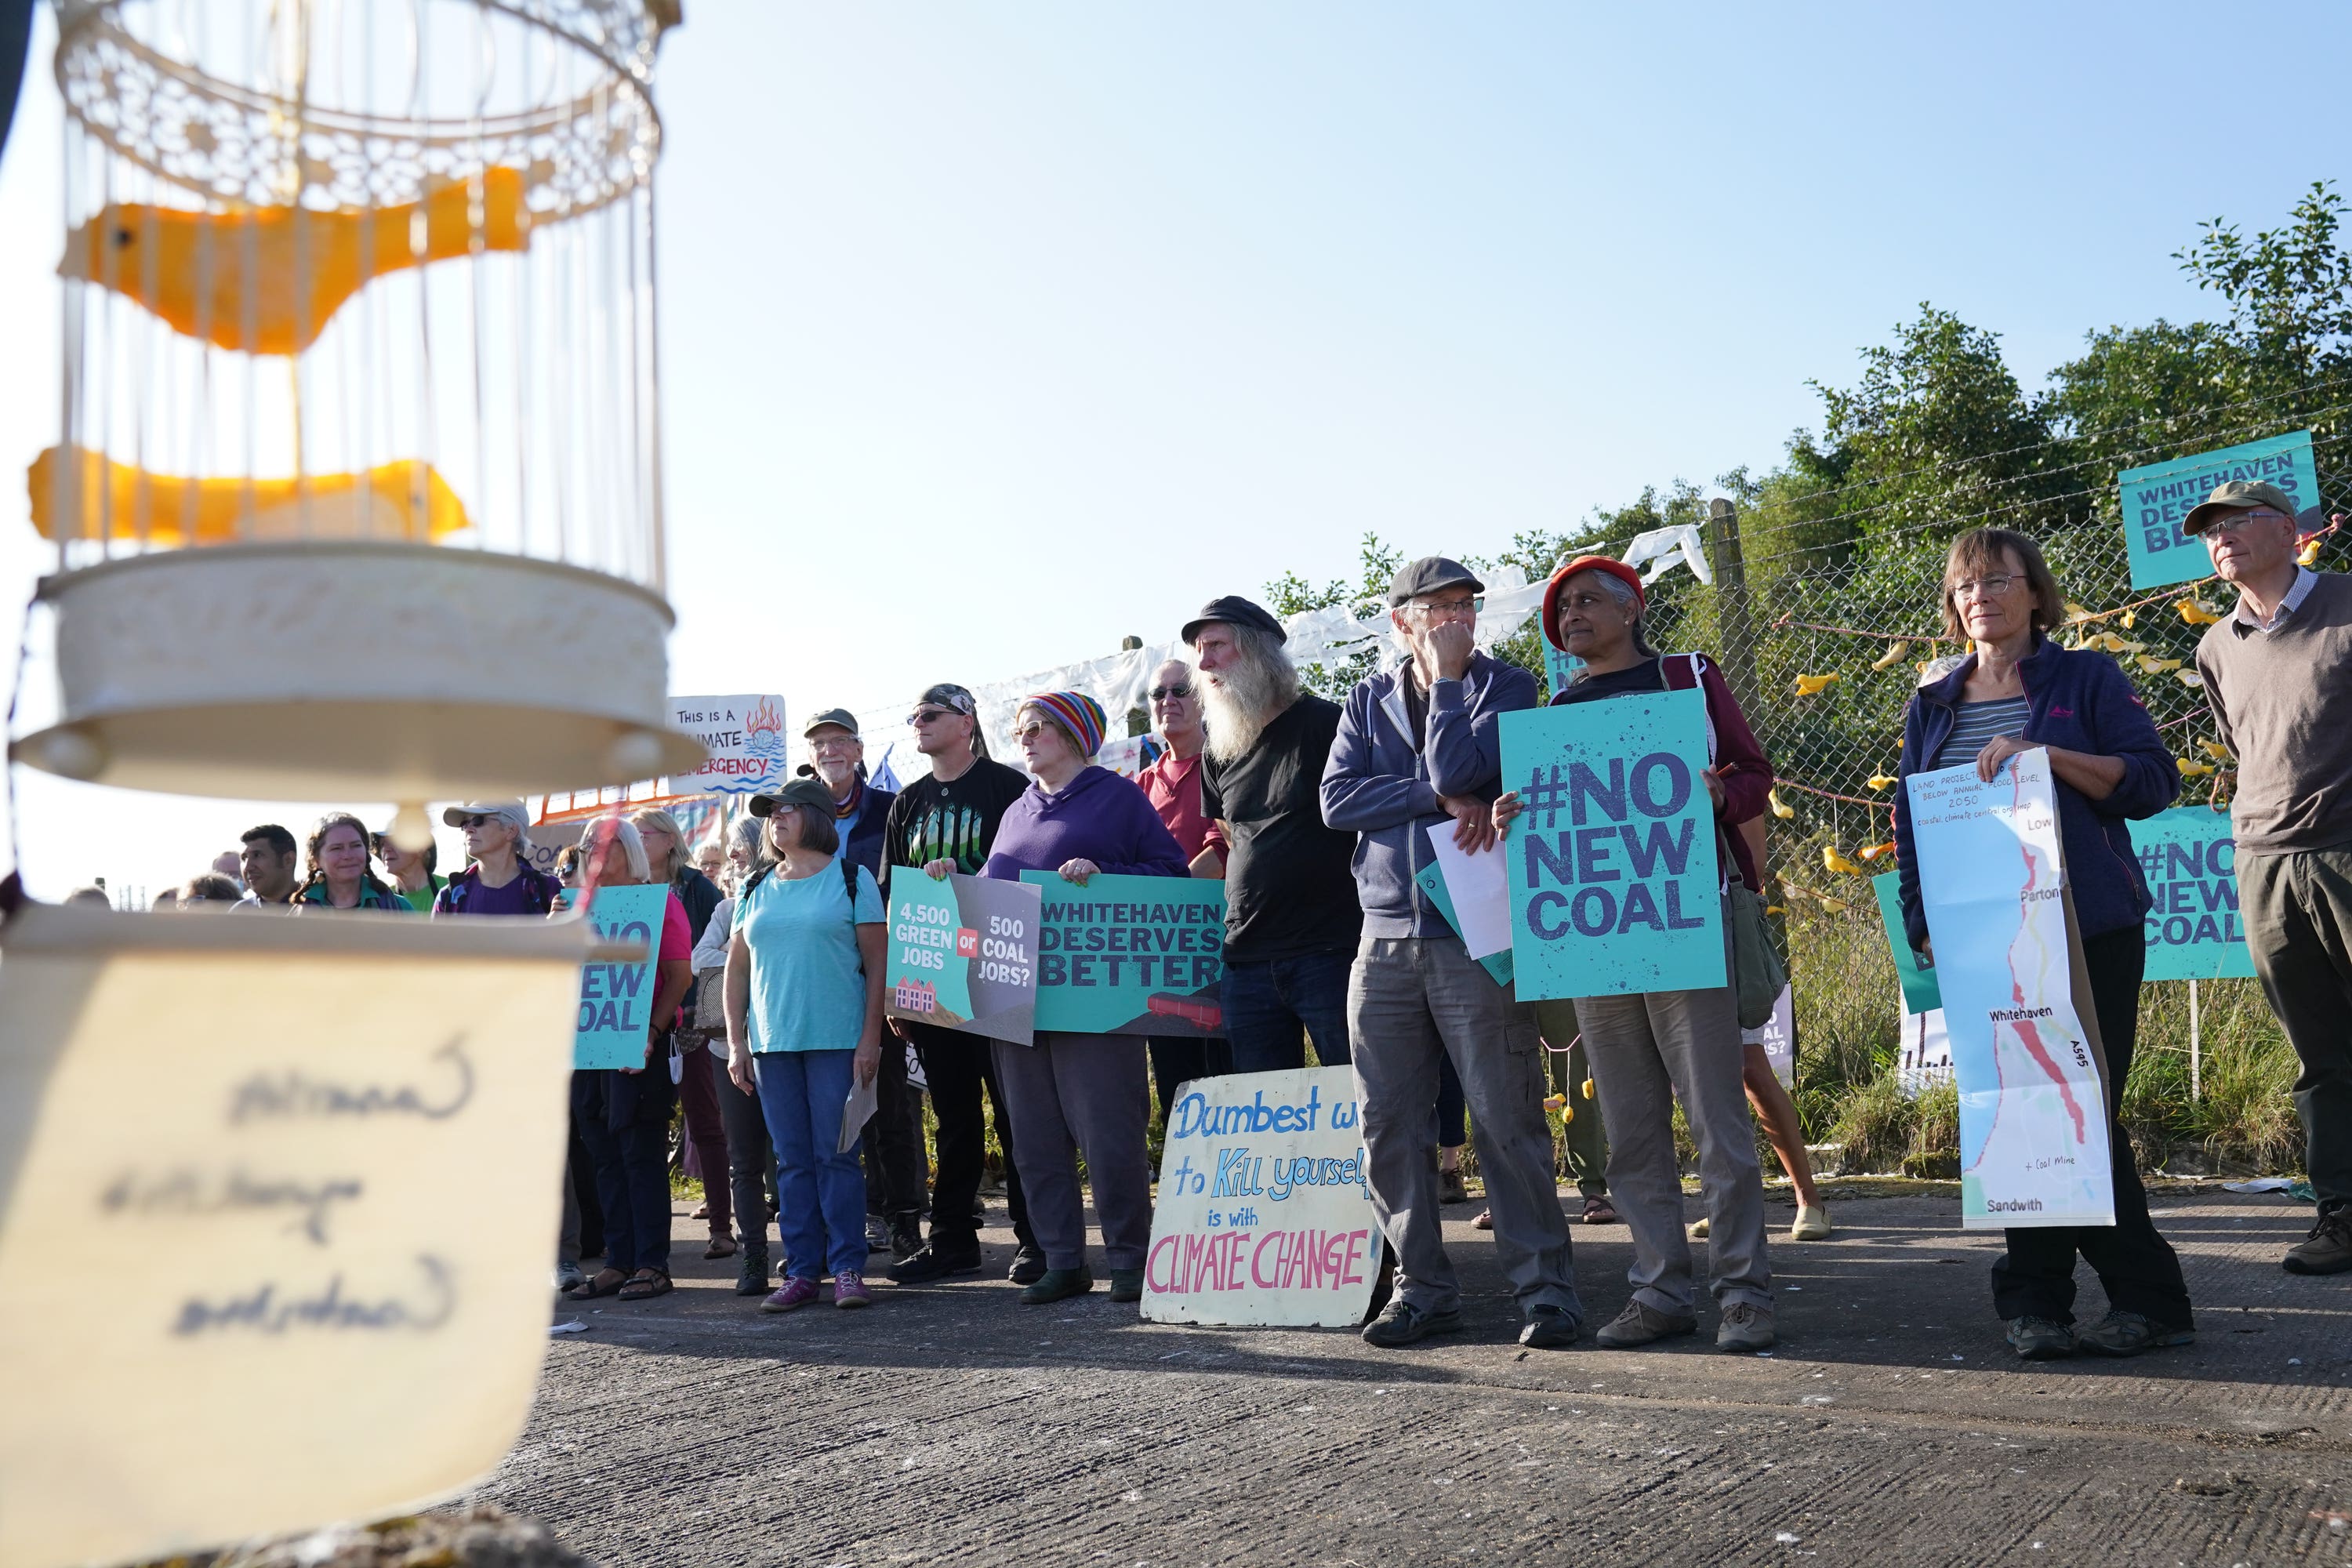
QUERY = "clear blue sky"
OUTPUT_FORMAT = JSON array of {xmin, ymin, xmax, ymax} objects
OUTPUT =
[{"xmin": 0, "ymin": 1, "xmax": 2343, "ymax": 898}]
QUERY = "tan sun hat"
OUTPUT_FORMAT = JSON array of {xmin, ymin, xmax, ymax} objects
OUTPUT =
[{"xmin": 2182, "ymin": 479, "xmax": 2299, "ymax": 536}]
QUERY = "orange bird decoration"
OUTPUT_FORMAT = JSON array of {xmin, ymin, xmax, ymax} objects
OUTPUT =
[
  {"xmin": 27, "ymin": 446, "xmax": 472, "ymax": 545},
  {"xmin": 59, "ymin": 167, "xmax": 532, "ymax": 356}
]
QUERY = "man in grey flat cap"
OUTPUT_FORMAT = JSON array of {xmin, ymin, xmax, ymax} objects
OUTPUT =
[
  {"xmin": 2189, "ymin": 480, "xmax": 2352, "ymax": 1276},
  {"xmin": 1319, "ymin": 557, "xmax": 1582, "ymax": 1351}
]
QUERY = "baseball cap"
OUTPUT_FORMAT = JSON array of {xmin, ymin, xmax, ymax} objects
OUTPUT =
[
  {"xmin": 442, "ymin": 800, "xmax": 532, "ymax": 840},
  {"xmin": 1388, "ymin": 556, "xmax": 1485, "ymax": 607},
  {"xmin": 1181, "ymin": 594, "xmax": 1287, "ymax": 646},
  {"xmin": 2183, "ymin": 479, "xmax": 2301, "ymax": 536},
  {"xmin": 803, "ymin": 707, "xmax": 859, "ymax": 738},
  {"xmin": 748, "ymin": 778, "xmax": 838, "ymax": 818}
]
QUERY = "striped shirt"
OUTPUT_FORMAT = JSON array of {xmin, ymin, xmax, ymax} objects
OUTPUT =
[{"xmin": 1933, "ymin": 696, "xmax": 2031, "ymax": 771}]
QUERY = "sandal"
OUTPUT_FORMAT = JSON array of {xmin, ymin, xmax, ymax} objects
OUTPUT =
[
  {"xmin": 568, "ymin": 1268, "xmax": 627, "ymax": 1301},
  {"xmin": 1581, "ymin": 1196, "xmax": 1621, "ymax": 1225},
  {"xmin": 705, "ymin": 1236, "xmax": 739, "ymax": 1260},
  {"xmin": 616, "ymin": 1269, "xmax": 673, "ymax": 1301}
]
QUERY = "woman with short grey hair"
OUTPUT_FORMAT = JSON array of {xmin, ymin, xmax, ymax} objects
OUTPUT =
[
  {"xmin": 633, "ymin": 808, "xmax": 731, "ymax": 1260},
  {"xmin": 691, "ymin": 811, "xmax": 783, "ymax": 1291}
]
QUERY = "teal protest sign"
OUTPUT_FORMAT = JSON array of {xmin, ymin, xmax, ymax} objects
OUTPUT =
[
  {"xmin": 1542, "ymin": 642, "xmax": 1584, "ymax": 700},
  {"xmin": 2120, "ymin": 430, "xmax": 2319, "ymax": 590},
  {"xmin": 884, "ymin": 869, "xmax": 1039, "ymax": 1045},
  {"xmin": 2134, "ymin": 808, "xmax": 2255, "ymax": 981},
  {"xmin": 1500, "ymin": 691, "xmax": 1723, "ymax": 999},
  {"xmin": 1414, "ymin": 861, "xmax": 1514, "ymax": 986},
  {"xmin": 1872, "ymin": 870, "xmax": 1943, "ymax": 1016},
  {"xmin": 573, "ymin": 883, "xmax": 670, "ymax": 1069},
  {"xmin": 1021, "ymin": 872, "xmax": 1226, "ymax": 1036}
]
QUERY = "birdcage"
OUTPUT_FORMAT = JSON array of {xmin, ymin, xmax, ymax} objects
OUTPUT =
[{"xmin": 14, "ymin": 0, "xmax": 700, "ymax": 841}]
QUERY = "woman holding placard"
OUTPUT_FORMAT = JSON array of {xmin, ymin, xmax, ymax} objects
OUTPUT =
[
  {"xmin": 568, "ymin": 818, "xmax": 695, "ymax": 1303},
  {"xmin": 725, "ymin": 778, "xmax": 888, "ymax": 1312},
  {"xmin": 1493, "ymin": 556, "xmax": 1780, "ymax": 1352},
  {"xmin": 1892, "ymin": 527, "xmax": 2193, "ymax": 1361},
  {"xmin": 980, "ymin": 691, "xmax": 1190, "ymax": 1306}
]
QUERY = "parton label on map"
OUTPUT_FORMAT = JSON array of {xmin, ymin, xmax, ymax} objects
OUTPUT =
[
  {"xmin": 884, "ymin": 869, "xmax": 1038, "ymax": 1045},
  {"xmin": 1021, "ymin": 872, "xmax": 1225, "ymax": 1036},
  {"xmin": 1142, "ymin": 1067, "xmax": 1378, "ymax": 1328},
  {"xmin": 1905, "ymin": 749, "xmax": 2115, "ymax": 1229},
  {"xmin": 2134, "ymin": 808, "xmax": 2256, "ymax": 982},
  {"xmin": 1501, "ymin": 692, "xmax": 1725, "ymax": 1000}
]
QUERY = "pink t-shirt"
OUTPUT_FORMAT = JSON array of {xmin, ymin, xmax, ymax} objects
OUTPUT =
[{"xmin": 1137, "ymin": 748, "xmax": 1228, "ymax": 861}]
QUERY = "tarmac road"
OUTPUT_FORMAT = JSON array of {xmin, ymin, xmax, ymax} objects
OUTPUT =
[{"xmin": 476, "ymin": 1185, "xmax": 2352, "ymax": 1566}]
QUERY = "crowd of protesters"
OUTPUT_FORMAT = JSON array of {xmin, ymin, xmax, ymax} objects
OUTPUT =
[{"xmin": 131, "ymin": 477, "xmax": 2351, "ymax": 1356}]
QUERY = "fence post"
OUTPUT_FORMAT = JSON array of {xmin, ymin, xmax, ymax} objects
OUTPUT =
[
  {"xmin": 1705, "ymin": 497, "xmax": 1761, "ymax": 716},
  {"xmin": 1121, "ymin": 635, "xmax": 1149, "ymax": 738}
]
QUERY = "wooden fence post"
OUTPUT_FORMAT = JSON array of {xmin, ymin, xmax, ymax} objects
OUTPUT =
[{"xmin": 1706, "ymin": 497, "xmax": 1762, "ymax": 716}]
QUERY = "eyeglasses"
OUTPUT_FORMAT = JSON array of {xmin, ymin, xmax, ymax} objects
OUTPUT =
[
  {"xmin": 807, "ymin": 733, "xmax": 860, "ymax": 750},
  {"xmin": 1149, "ymin": 684, "xmax": 1193, "ymax": 702},
  {"xmin": 1406, "ymin": 596, "xmax": 1483, "ymax": 621},
  {"xmin": 1014, "ymin": 722, "xmax": 1057, "ymax": 743},
  {"xmin": 908, "ymin": 707, "xmax": 960, "ymax": 727},
  {"xmin": 457, "ymin": 815, "xmax": 492, "ymax": 829},
  {"xmin": 2205, "ymin": 508, "xmax": 2289, "ymax": 535},
  {"xmin": 1950, "ymin": 573, "xmax": 2019, "ymax": 601}
]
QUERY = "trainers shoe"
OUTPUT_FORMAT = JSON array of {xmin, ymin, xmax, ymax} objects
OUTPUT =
[
  {"xmin": 1019, "ymin": 1266, "xmax": 1094, "ymax": 1305},
  {"xmin": 887, "ymin": 1244, "xmax": 982, "ymax": 1285},
  {"xmin": 2074, "ymin": 1309, "xmax": 2191, "ymax": 1356},
  {"xmin": 833, "ymin": 1272, "xmax": 873, "ymax": 1309},
  {"xmin": 760, "ymin": 1276, "xmax": 821, "ymax": 1313},
  {"xmin": 1519, "ymin": 1305, "xmax": 1581, "ymax": 1349},
  {"xmin": 1007, "ymin": 1244, "xmax": 1049, "ymax": 1286},
  {"xmin": 2005, "ymin": 1315, "xmax": 2076, "ymax": 1360},
  {"xmin": 1716, "ymin": 1301, "xmax": 1776, "ymax": 1352},
  {"xmin": 735, "ymin": 1248, "xmax": 772, "ymax": 1297},
  {"xmin": 1789, "ymin": 1204, "xmax": 1832, "ymax": 1242},
  {"xmin": 2284, "ymin": 1207, "xmax": 2352, "ymax": 1276},
  {"xmin": 553, "ymin": 1263, "xmax": 586, "ymax": 1294},
  {"xmin": 887, "ymin": 1216, "xmax": 926, "ymax": 1262},
  {"xmin": 865, "ymin": 1214, "xmax": 891, "ymax": 1249},
  {"xmin": 1439, "ymin": 1167, "xmax": 1469, "ymax": 1205},
  {"xmin": 1686, "ymin": 1215, "xmax": 1710, "ymax": 1240},
  {"xmin": 1360, "ymin": 1298, "xmax": 1464, "ymax": 1348},
  {"xmin": 1594, "ymin": 1299, "xmax": 1697, "ymax": 1348},
  {"xmin": 1107, "ymin": 1269, "xmax": 1145, "ymax": 1303}
]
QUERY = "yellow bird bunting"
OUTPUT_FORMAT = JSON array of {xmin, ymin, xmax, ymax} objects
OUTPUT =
[
  {"xmin": 27, "ymin": 446, "xmax": 472, "ymax": 544},
  {"xmin": 1860, "ymin": 840, "xmax": 1896, "ymax": 862},
  {"xmin": 1822, "ymin": 844, "xmax": 1863, "ymax": 875},
  {"xmin": 2176, "ymin": 597, "xmax": 2222, "ymax": 626},
  {"xmin": 2136, "ymin": 655, "xmax": 2181, "ymax": 674},
  {"xmin": 1866, "ymin": 771, "xmax": 1898, "ymax": 790},
  {"xmin": 2299, "ymin": 538, "xmax": 2324, "ymax": 568},
  {"xmin": 1795, "ymin": 673, "xmax": 1840, "ymax": 696},
  {"xmin": 2176, "ymin": 670, "xmax": 2205, "ymax": 688},
  {"xmin": 2063, "ymin": 602, "xmax": 2092, "ymax": 625},
  {"xmin": 2176, "ymin": 758, "xmax": 2214, "ymax": 779},
  {"xmin": 2120, "ymin": 610, "xmax": 2137, "ymax": 629},
  {"xmin": 1869, "ymin": 640, "xmax": 1912, "ymax": 671},
  {"xmin": 2198, "ymin": 739, "xmax": 2232, "ymax": 761},
  {"xmin": 1767, "ymin": 789, "xmax": 1795, "ymax": 819}
]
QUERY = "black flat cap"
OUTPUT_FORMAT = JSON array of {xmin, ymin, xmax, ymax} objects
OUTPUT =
[
  {"xmin": 1181, "ymin": 594, "xmax": 1287, "ymax": 646},
  {"xmin": 1388, "ymin": 556, "xmax": 1484, "ymax": 607}
]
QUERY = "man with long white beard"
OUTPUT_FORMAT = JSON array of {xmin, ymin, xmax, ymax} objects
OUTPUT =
[
  {"xmin": 1182, "ymin": 596, "xmax": 1361, "ymax": 1074},
  {"xmin": 1319, "ymin": 557, "xmax": 1581, "ymax": 1352}
]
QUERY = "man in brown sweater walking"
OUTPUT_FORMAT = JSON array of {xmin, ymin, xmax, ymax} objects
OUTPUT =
[{"xmin": 2190, "ymin": 479, "xmax": 2352, "ymax": 1276}]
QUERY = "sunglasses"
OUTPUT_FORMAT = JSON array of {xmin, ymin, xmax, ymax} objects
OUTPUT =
[
  {"xmin": 1149, "ymin": 684, "xmax": 1194, "ymax": 702},
  {"xmin": 457, "ymin": 815, "xmax": 497, "ymax": 829},
  {"xmin": 908, "ymin": 707, "xmax": 964, "ymax": 726}
]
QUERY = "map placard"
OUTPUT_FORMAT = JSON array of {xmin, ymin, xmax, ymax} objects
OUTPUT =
[
  {"xmin": 671, "ymin": 694, "xmax": 789, "ymax": 796},
  {"xmin": 1021, "ymin": 871, "xmax": 1225, "ymax": 1036},
  {"xmin": 1872, "ymin": 870, "xmax": 1944, "ymax": 1016},
  {"xmin": 2119, "ymin": 430, "xmax": 2320, "ymax": 590},
  {"xmin": 1501, "ymin": 692, "xmax": 1725, "ymax": 1000},
  {"xmin": 2133, "ymin": 807, "xmax": 2256, "ymax": 981},
  {"xmin": 1905, "ymin": 749, "xmax": 2114, "ymax": 1229},
  {"xmin": 1143, "ymin": 1067, "xmax": 1378, "ymax": 1327},
  {"xmin": 884, "ymin": 869, "xmax": 1039, "ymax": 1045},
  {"xmin": 572, "ymin": 883, "xmax": 670, "ymax": 1069}
]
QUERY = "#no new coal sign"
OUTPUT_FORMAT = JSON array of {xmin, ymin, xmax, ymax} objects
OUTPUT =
[{"xmin": 1500, "ymin": 691, "xmax": 1726, "ymax": 1000}]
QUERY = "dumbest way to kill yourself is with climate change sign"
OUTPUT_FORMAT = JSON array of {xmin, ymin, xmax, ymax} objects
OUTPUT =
[{"xmin": 1500, "ymin": 690, "xmax": 1726, "ymax": 1000}]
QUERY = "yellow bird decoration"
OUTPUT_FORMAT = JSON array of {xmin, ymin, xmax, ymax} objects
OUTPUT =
[
  {"xmin": 2176, "ymin": 670, "xmax": 2205, "ymax": 688},
  {"xmin": 60, "ymin": 166, "xmax": 532, "ymax": 356},
  {"xmin": 1819, "ymin": 897, "xmax": 1853, "ymax": 916},
  {"xmin": 1582, "ymin": 1079, "xmax": 1595, "ymax": 1101},
  {"xmin": 2176, "ymin": 597, "xmax": 2222, "ymax": 626},
  {"xmin": 1765, "ymin": 904, "xmax": 1785, "ymax": 916},
  {"xmin": 2136, "ymin": 655, "xmax": 2182, "ymax": 674},
  {"xmin": 2119, "ymin": 609, "xmax": 2137, "ymax": 629},
  {"xmin": 1822, "ymin": 844, "xmax": 1863, "ymax": 875},
  {"xmin": 1767, "ymin": 789, "xmax": 1795, "ymax": 819},
  {"xmin": 1866, "ymin": 771, "xmax": 1898, "ymax": 791},
  {"xmin": 1869, "ymin": 640, "xmax": 1912, "ymax": 671},
  {"xmin": 2198, "ymin": 739, "xmax": 2231, "ymax": 761},
  {"xmin": 1794, "ymin": 673, "xmax": 1840, "ymax": 696},
  {"xmin": 27, "ymin": 445, "xmax": 471, "ymax": 544},
  {"xmin": 1859, "ymin": 840, "xmax": 1896, "ymax": 862},
  {"xmin": 1542, "ymin": 1094, "xmax": 1566, "ymax": 1112},
  {"xmin": 2063, "ymin": 601, "xmax": 2092, "ymax": 625},
  {"xmin": 2176, "ymin": 758, "xmax": 2214, "ymax": 779},
  {"xmin": 2299, "ymin": 538, "xmax": 2324, "ymax": 568}
]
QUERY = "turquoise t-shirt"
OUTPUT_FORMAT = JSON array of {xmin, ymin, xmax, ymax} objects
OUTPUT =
[{"xmin": 737, "ymin": 860, "xmax": 884, "ymax": 1054}]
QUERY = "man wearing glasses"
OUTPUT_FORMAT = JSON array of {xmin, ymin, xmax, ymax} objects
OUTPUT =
[
  {"xmin": 1321, "ymin": 557, "xmax": 1581, "ymax": 1350},
  {"xmin": 2190, "ymin": 479, "xmax": 2352, "ymax": 1276},
  {"xmin": 878, "ymin": 684, "xmax": 1047, "ymax": 1287}
]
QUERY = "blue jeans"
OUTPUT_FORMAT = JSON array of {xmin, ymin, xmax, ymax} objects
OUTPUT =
[
  {"xmin": 755, "ymin": 1049, "xmax": 869, "ymax": 1281},
  {"xmin": 1221, "ymin": 951, "xmax": 1354, "ymax": 1074}
]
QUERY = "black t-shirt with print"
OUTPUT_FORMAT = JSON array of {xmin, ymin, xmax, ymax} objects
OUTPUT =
[{"xmin": 880, "ymin": 757, "xmax": 1032, "ymax": 898}]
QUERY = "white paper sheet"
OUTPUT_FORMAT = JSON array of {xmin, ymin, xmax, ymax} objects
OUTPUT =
[
  {"xmin": 839, "ymin": 1069, "xmax": 880, "ymax": 1153},
  {"xmin": 1423, "ymin": 825, "xmax": 1513, "ymax": 959}
]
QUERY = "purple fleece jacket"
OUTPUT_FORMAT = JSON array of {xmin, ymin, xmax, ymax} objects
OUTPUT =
[{"xmin": 980, "ymin": 764, "xmax": 1190, "ymax": 882}]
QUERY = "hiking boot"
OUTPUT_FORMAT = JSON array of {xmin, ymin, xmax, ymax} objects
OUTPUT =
[
  {"xmin": 1360, "ymin": 1298, "xmax": 1464, "ymax": 1348},
  {"xmin": 887, "ymin": 1215, "xmax": 926, "ymax": 1262},
  {"xmin": 887, "ymin": 1243, "xmax": 982, "ymax": 1285},
  {"xmin": 833, "ymin": 1272, "xmax": 874, "ymax": 1309},
  {"xmin": 1107, "ymin": 1269, "xmax": 1145, "ymax": 1304},
  {"xmin": 1716, "ymin": 1301, "xmax": 1776, "ymax": 1352},
  {"xmin": 760, "ymin": 1276, "xmax": 821, "ymax": 1313},
  {"xmin": 1019, "ymin": 1266, "xmax": 1094, "ymax": 1305},
  {"xmin": 1439, "ymin": 1167, "xmax": 1469, "ymax": 1205},
  {"xmin": 2075, "ymin": 1310, "xmax": 2193, "ymax": 1356},
  {"xmin": 1594, "ymin": 1299, "xmax": 1697, "ymax": 1348},
  {"xmin": 1790, "ymin": 1203, "xmax": 1833, "ymax": 1241},
  {"xmin": 735, "ymin": 1247, "xmax": 772, "ymax": 1297},
  {"xmin": 2284, "ymin": 1207, "xmax": 2352, "ymax": 1276},
  {"xmin": 1519, "ymin": 1305, "xmax": 1580, "ymax": 1349},
  {"xmin": 1007, "ymin": 1243, "xmax": 1049, "ymax": 1286},
  {"xmin": 2005, "ymin": 1316, "xmax": 2076, "ymax": 1360}
]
